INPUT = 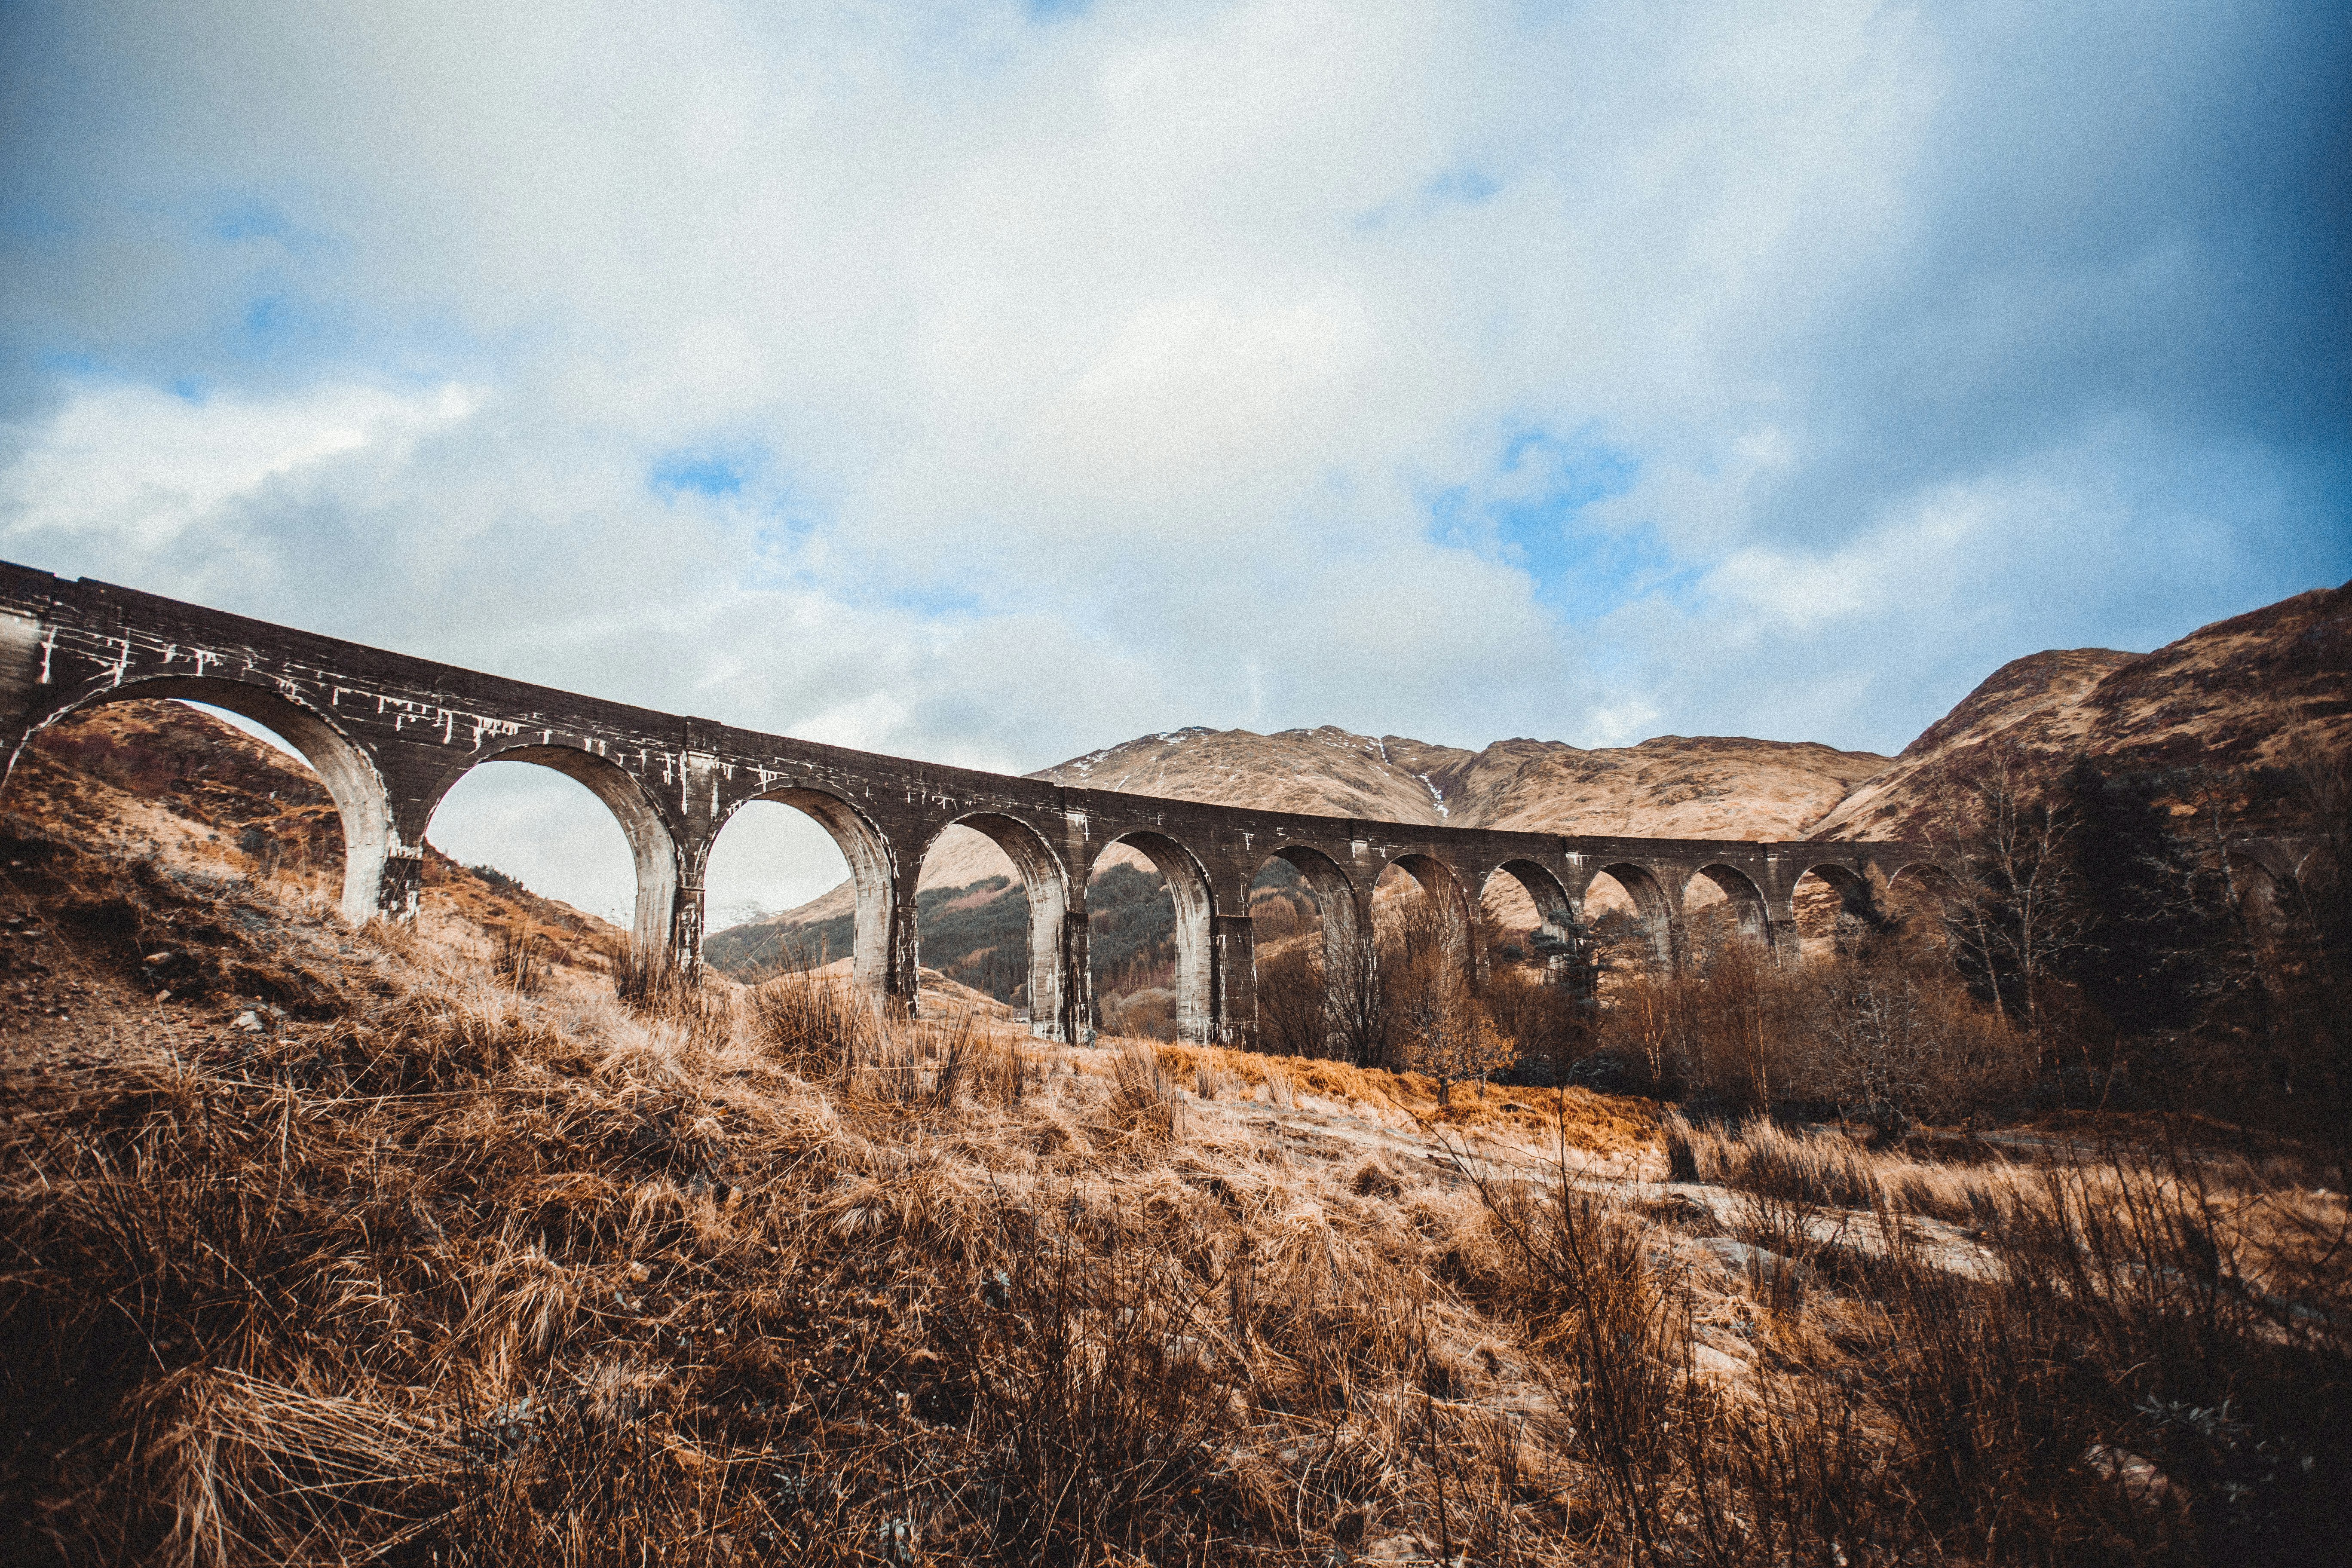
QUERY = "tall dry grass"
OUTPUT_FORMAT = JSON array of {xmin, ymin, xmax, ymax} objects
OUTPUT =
[{"xmin": 3, "ymin": 835, "xmax": 2347, "ymax": 1565}]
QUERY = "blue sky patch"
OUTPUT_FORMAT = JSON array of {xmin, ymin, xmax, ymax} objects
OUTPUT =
[
  {"xmin": 204, "ymin": 196, "xmax": 337, "ymax": 257},
  {"xmin": 650, "ymin": 448, "xmax": 755, "ymax": 499},
  {"xmin": 0, "ymin": 198, "xmax": 70, "ymax": 241},
  {"xmin": 212, "ymin": 199, "xmax": 296, "ymax": 243},
  {"xmin": 1357, "ymin": 164, "xmax": 1505, "ymax": 231},
  {"xmin": 1423, "ymin": 166, "xmax": 1501, "ymax": 207},
  {"xmin": 1430, "ymin": 427, "xmax": 1696, "ymax": 620}
]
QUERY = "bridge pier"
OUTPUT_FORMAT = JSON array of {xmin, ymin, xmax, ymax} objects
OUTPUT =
[
  {"xmin": 1057, "ymin": 908, "xmax": 1093, "ymax": 1044},
  {"xmin": 886, "ymin": 862, "xmax": 923, "ymax": 1019},
  {"xmin": 1209, "ymin": 912, "xmax": 1257, "ymax": 1046}
]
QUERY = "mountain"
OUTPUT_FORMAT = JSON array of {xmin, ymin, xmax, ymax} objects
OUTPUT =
[
  {"xmin": 1810, "ymin": 583, "xmax": 2352, "ymax": 840},
  {"xmin": 701, "ymin": 727, "xmax": 1893, "ymax": 983},
  {"xmin": 712, "ymin": 580, "xmax": 2351, "ymax": 993},
  {"xmin": 1042, "ymin": 726, "xmax": 1890, "ymax": 839}
]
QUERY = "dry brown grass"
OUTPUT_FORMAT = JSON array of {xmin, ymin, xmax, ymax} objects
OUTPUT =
[
  {"xmin": 3, "ymin": 831, "xmax": 2348, "ymax": 1565},
  {"xmin": 1148, "ymin": 1039, "xmax": 1659, "ymax": 1158}
]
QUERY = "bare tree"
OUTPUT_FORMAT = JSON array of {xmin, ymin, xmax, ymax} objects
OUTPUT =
[
  {"xmin": 1930, "ymin": 743, "xmax": 2087, "ymax": 1032},
  {"xmin": 1387, "ymin": 936, "xmax": 1512, "ymax": 1105},
  {"xmin": 1373, "ymin": 883, "xmax": 1515, "ymax": 1099},
  {"xmin": 1326, "ymin": 924, "xmax": 1388, "ymax": 1068},
  {"xmin": 1252, "ymin": 943, "xmax": 1328, "ymax": 1058}
]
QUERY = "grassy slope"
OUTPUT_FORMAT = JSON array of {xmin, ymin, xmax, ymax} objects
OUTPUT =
[{"xmin": 3, "ymin": 709, "xmax": 2348, "ymax": 1565}]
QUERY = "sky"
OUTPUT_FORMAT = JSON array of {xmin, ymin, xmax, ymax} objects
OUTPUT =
[{"xmin": 4, "ymin": 0, "xmax": 2347, "ymax": 925}]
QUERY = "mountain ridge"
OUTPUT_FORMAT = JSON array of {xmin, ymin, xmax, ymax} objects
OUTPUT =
[
  {"xmin": 712, "ymin": 580, "xmax": 2349, "ymax": 975},
  {"xmin": 1810, "ymin": 583, "xmax": 2350, "ymax": 840}
]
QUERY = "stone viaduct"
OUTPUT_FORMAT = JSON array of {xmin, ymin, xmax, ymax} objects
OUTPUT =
[{"xmin": 0, "ymin": 563, "xmax": 1997, "ymax": 1044}]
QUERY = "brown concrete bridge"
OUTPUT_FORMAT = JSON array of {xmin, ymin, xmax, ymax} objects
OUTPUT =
[{"xmin": 0, "ymin": 561, "xmax": 1977, "ymax": 1044}]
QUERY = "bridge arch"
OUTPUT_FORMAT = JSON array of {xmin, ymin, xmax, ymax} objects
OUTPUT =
[
  {"xmin": 705, "ymin": 783, "xmax": 897, "ymax": 1002},
  {"xmin": 1782, "ymin": 860, "xmax": 1882, "ymax": 953},
  {"xmin": 2225, "ymin": 848, "xmax": 2295, "ymax": 934},
  {"xmin": 1090, "ymin": 830, "xmax": 1216, "ymax": 1043},
  {"xmin": 917, "ymin": 812, "xmax": 1071, "ymax": 1037},
  {"xmin": 1797, "ymin": 861, "xmax": 1876, "ymax": 916},
  {"xmin": 1586, "ymin": 861, "xmax": 1677, "ymax": 970},
  {"xmin": 435, "ymin": 742, "xmax": 683, "ymax": 958},
  {"xmin": 1252, "ymin": 843, "xmax": 1373, "ymax": 1055},
  {"xmin": 1260, "ymin": 843, "xmax": 1367, "ymax": 966},
  {"xmin": 16, "ymin": 674, "xmax": 392, "ymax": 925},
  {"xmin": 1379, "ymin": 851, "xmax": 1478, "ymax": 989},
  {"xmin": 1687, "ymin": 864, "xmax": 1770, "ymax": 947},
  {"xmin": 1886, "ymin": 860, "xmax": 1953, "ymax": 895},
  {"xmin": 1476, "ymin": 857, "xmax": 1590, "ymax": 991},
  {"xmin": 1481, "ymin": 858, "xmax": 1579, "ymax": 944}
]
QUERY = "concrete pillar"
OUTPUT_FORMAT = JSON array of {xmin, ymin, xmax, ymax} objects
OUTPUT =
[
  {"xmin": 368, "ymin": 752, "xmax": 450, "ymax": 926},
  {"xmin": 1017, "ymin": 886, "xmax": 1067, "ymax": 1042},
  {"xmin": 0, "ymin": 610, "xmax": 49, "ymax": 801},
  {"xmin": 1171, "ymin": 895, "xmax": 1214, "ymax": 1044},
  {"xmin": 1209, "ymin": 912, "xmax": 1257, "ymax": 1045},
  {"xmin": 886, "ymin": 861, "xmax": 922, "ymax": 1019},
  {"xmin": 671, "ymin": 878, "xmax": 707, "ymax": 981},
  {"xmin": 1661, "ymin": 910, "xmax": 1691, "ymax": 976},
  {"xmin": 374, "ymin": 846, "xmax": 425, "ymax": 919},
  {"xmin": 1059, "ymin": 906, "xmax": 1095, "ymax": 1044}
]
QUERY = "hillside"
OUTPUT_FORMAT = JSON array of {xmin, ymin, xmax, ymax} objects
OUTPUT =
[
  {"xmin": 2, "ymin": 709, "xmax": 2344, "ymax": 1563},
  {"xmin": 1811, "ymin": 583, "xmax": 2352, "ymax": 839},
  {"xmin": 716, "ymin": 580, "xmax": 2351, "ymax": 995},
  {"xmin": 4, "ymin": 699, "xmax": 629, "ymax": 969},
  {"xmin": 1047, "ymin": 726, "xmax": 1892, "ymax": 839}
]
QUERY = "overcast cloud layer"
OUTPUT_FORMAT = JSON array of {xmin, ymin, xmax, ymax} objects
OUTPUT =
[{"xmin": 3, "ymin": 0, "xmax": 2346, "ymax": 922}]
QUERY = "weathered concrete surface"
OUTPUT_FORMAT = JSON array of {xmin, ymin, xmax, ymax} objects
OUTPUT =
[{"xmin": 0, "ymin": 562, "xmax": 1966, "ymax": 1044}]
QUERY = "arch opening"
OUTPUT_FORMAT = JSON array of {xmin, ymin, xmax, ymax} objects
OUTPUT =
[
  {"xmin": 1380, "ymin": 855, "xmax": 1475, "ymax": 959},
  {"xmin": 914, "ymin": 814, "xmax": 1069, "ymax": 1035},
  {"xmin": 1089, "ymin": 833, "xmax": 1214, "ymax": 1043},
  {"xmin": 1883, "ymin": 861, "xmax": 1956, "ymax": 930},
  {"xmin": 1374, "ymin": 855, "xmax": 1477, "ymax": 1008},
  {"xmin": 1789, "ymin": 863, "xmax": 1877, "ymax": 957},
  {"xmin": 18, "ymin": 677, "xmax": 386, "ymax": 922},
  {"xmin": 1248, "ymin": 845, "xmax": 1371, "ymax": 1062},
  {"xmin": 2225, "ymin": 852, "xmax": 2291, "ymax": 939},
  {"xmin": 702, "ymin": 785, "xmax": 893, "ymax": 1001},
  {"xmin": 697, "ymin": 798, "xmax": 861, "ymax": 977},
  {"xmin": 1583, "ymin": 863, "xmax": 1675, "ymax": 974},
  {"xmin": 1247, "ymin": 857, "xmax": 1322, "ymax": 1057},
  {"xmin": 1474, "ymin": 860, "xmax": 1595, "ymax": 1079},
  {"xmin": 1480, "ymin": 858, "xmax": 1595, "ymax": 994},
  {"xmin": 1886, "ymin": 861, "xmax": 1955, "ymax": 897},
  {"xmin": 426, "ymin": 747, "xmax": 675, "ymax": 953},
  {"xmin": 1375, "ymin": 855, "xmax": 1499, "ymax": 1086},
  {"xmin": 1479, "ymin": 859, "xmax": 1579, "ymax": 962},
  {"xmin": 1687, "ymin": 864, "xmax": 1769, "ymax": 959}
]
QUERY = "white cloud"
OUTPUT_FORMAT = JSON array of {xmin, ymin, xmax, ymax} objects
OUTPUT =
[
  {"xmin": 1, "ymin": 381, "xmax": 478, "ymax": 551},
  {"xmin": 0, "ymin": 0, "xmax": 2341, "ymax": 920}
]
